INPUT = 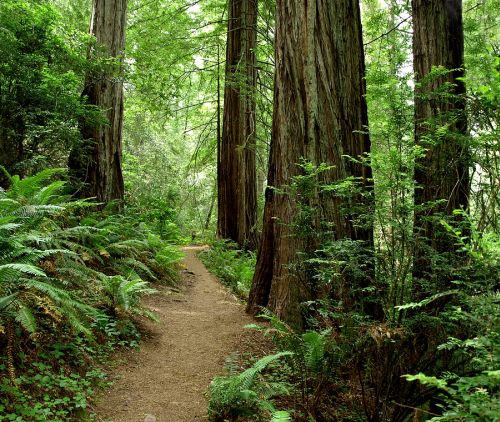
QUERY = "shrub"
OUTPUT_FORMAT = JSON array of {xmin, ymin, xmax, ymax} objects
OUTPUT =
[
  {"xmin": 0, "ymin": 169, "xmax": 182, "ymax": 420},
  {"xmin": 199, "ymin": 240, "xmax": 256, "ymax": 298}
]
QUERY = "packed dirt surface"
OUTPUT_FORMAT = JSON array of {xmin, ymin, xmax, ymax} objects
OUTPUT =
[{"xmin": 93, "ymin": 246, "xmax": 257, "ymax": 422}]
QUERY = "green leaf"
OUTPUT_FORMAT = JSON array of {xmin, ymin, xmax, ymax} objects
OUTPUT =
[
  {"xmin": 395, "ymin": 290, "xmax": 459, "ymax": 311},
  {"xmin": 15, "ymin": 303, "xmax": 37, "ymax": 333},
  {"xmin": 403, "ymin": 373, "xmax": 448, "ymax": 390},
  {"xmin": 0, "ymin": 293, "xmax": 18, "ymax": 312},
  {"xmin": 271, "ymin": 410, "xmax": 292, "ymax": 422},
  {"xmin": 0, "ymin": 263, "xmax": 47, "ymax": 278}
]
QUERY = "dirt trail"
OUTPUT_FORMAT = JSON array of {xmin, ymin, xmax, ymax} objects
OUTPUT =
[{"xmin": 94, "ymin": 246, "xmax": 255, "ymax": 422}]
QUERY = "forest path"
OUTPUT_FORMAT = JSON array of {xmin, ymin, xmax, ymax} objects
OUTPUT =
[{"xmin": 93, "ymin": 246, "xmax": 255, "ymax": 422}]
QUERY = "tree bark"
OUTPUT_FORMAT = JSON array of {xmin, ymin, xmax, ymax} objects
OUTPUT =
[
  {"xmin": 217, "ymin": 0, "xmax": 258, "ymax": 250},
  {"xmin": 69, "ymin": 0, "xmax": 127, "ymax": 204},
  {"xmin": 0, "ymin": 126, "xmax": 23, "ymax": 189},
  {"xmin": 412, "ymin": 0, "xmax": 469, "ymax": 280},
  {"xmin": 247, "ymin": 0, "xmax": 372, "ymax": 326}
]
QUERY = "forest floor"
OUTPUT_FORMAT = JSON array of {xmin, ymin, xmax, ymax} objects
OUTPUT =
[{"xmin": 93, "ymin": 246, "xmax": 259, "ymax": 422}]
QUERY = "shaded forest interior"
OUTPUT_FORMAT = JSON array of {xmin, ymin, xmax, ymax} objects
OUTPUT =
[{"xmin": 0, "ymin": 0, "xmax": 498, "ymax": 421}]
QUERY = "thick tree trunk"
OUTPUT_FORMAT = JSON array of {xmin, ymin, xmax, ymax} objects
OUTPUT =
[
  {"xmin": 69, "ymin": 0, "xmax": 126, "ymax": 204},
  {"xmin": 247, "ymin": 0, "xmax": 372, "ymax": 326},
  {"xmin": 217, "ymin": 0, "xmax": 258, "ymax": 250},
  {"xmin": 412, "ymin": 0, "xmax": 469, "ymax": 280}
]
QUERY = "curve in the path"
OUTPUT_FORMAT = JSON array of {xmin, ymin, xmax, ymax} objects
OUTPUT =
[{"xmin": 94, "ymin": 246, "xmax": 254, "ymax": 422}]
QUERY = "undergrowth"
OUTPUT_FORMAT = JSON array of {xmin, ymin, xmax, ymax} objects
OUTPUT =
[
  {"xmin": 199, "ymin": 240, "xmax": 256, "ymax": 298},
  {"xmin": 208, "ymin": 351, "xmax": 293, "ymax": 422},
  {"xmin": 0, "ymin": 168, "xmax": 182, "ymax": 420},
  {"xmin": 206, "ymin": 165, "xmax": 499, "ymax": 421}
]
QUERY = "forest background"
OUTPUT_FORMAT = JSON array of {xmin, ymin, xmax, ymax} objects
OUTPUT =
[{"xmin": 0, "ymin": 0, "xmax": 498, "ymax": 421}]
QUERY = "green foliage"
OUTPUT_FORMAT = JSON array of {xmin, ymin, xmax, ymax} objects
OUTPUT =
[
  {"xmin": 0, "ymin": 170, "xmax": 182, "ymax": 420},
  {"xmin": 245, "ymin": 314, "xmax": 347, "ymax": 420},
  {"xmin": 0, "ymin": 169, "xmax": 96, "ymax": 338},
  {"xmin": 404, "ymin": 326, "xmax": 500, "ymax": 421},
  {"xmin": 0, "ymin": 0, "xmax": 95, "ymax": 178},
  {"xmin": 208, "ymin": 352, "xmax": 292, "ymax": 421},
  {"xmin": 1, "ymin": 0, "xmax": 498, "ymax": 421},
  {"xmin": 0, "ymin": 357, "xmax": 109, "ymax": 421},
  {"xmin": 101, "ymin": 275, "xmax": 158, "ymax": 320},
  {"xmin": 121, "ymin": 0, "xmax": 274, "ymax": 237},
  {"xmin": 401, "ymin": 232, "xmax": 500, "ymax": 420},
  {"xmin": 199, "ymin": 240, "xmax": 256, "ymax": 298},
  {"xmin": 270, "ymin": 411, "xmax": 291, "ymax": 422}
]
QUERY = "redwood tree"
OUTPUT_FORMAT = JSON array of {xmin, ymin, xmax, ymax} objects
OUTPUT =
[
  {"xmin": 69, "ymin": 0, "xmax": 127, "ymax": 203},
  {"xmin": 217, "ymin": 0, "xmax": 258, "ymax": 250},
  {"xmin": 246, "ymin": 0, "xmax": 372, "ymax": 326},
  {"xmin": 412, "ymin": 0, "xmax": 469, "ymax": 280}
]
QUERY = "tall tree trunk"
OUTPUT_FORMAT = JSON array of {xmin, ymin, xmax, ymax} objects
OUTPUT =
[
  {"xmin": 246, "ymin": 0, "xmax": 372, "ymax": 327},
  {"xmin": 412, "ymin": 0, "xmax": 469, "ymax": 282},
  {"xmin": 217, "ymin": 0, "xmax": 258, "ymax": 250},
  {"xmin": 69, "ymin": 0, "xmax": 127, "ymax": 204},
  {"xmin": 0, "ymin": 125, "xmax": 23, "ymax": 189}
]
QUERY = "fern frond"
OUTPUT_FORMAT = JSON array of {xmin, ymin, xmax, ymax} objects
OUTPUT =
[
  {"xmin": 136, "ymin": 307, "xmax": 159, "ymax": 322},
  {"xmin": 302, "ymin": 330, "xmax": 330, "ymax": 373},
  {"xmin": 271, "ymin": 410, "xmax": 292, "ymax": 422},
  {"xmin": 25, "ymin": 280, "xmax": 95, "ymax": 333},
  {"xmin": 65, "ymin": 311, "xmax": 92, "ymax": 337},
  {"xmin": 8, "ymin": 168, "xmax": 66, "ymax": 200},
  {"xmin": 0, "ymin": 263, "xmax": 47, "ymax": 279},
  {"xmin": 0, "ymin": 223, "xmax": 21, "ymax": 232},
  {"xmin": 15, "ymin": 303, "xmax": 37, "ymax": 333},
  {"xmin": 55, "ymin": 260, "xmax": 101, "ymax": 286},
  {"xmin": 106, "ymin": 239, "xmax": 148, "ymax": 257},
  {"xmin": 56, "ymin": 225, "xmax": 102, "ymax": 239},
  {"xmin": 259, "ymin": 312, "xmax": 295, "ymax": 336},
  {"xmin": 14, "ymin": 204, "xmax": 64, "ymax": 218},
  {"xmin": 33, "ymin": 181, "xmax": 67, "ymax": 205},
  {"xmin": 57, "ymin": 240, "xmax": 104, "ymax": 264},
  {"xmin": 0, "ymin": 198, "xmax": 20, "ymax": 211},
  {"xmin": 25, "ymin": 279, "xmax": 68, "ymax": 301},
  {"xmin": 112, "ymin": 257, "xmax": 157, "ymax": 280},
  {"xmin": 0, "ymin": 293, "xmax": 18, "ymax": 312},
  {"xmin": 19, "ymin": 234, "xmax": 54, "ymax": 245},
  {"xmin": 238, "ymin": 352, "xmax": 293, "ymax": 391}
]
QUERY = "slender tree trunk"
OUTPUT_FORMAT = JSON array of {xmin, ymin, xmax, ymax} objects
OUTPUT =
[
  {"xmin": 247, "ymin": 0, "xmax": 372, "ymax": 326},
  {"xmin": 412, "ymin": 0, "xmax": 469, "ymax": 281},
  {"xmin": 205, "ymin": 184, "xmax": 217, "ymax": 231},
  {"xmin": 217, "ymin": 0, "xmax": 258, "ymax": 250},
  {"xmin": 217, "ymin": 43, "xmax": 222, "ymax": 237},
  {"xmin": 69, "ymin": 0, "xmax": 127, "ymax": 204},
  {"xmin": 0, "ymin": 125, "xmax": 23, "ymax": 188}
]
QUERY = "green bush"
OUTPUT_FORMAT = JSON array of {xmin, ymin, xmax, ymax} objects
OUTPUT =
[
  {"xmin": 199, "ymin": 240, "xmax": 256, "ymax": 298},
  {"xmin": 208, "ymin": 352, "xmax": 292, "ymax": 422},
  {"xmin": 0, "ymin": 169, "xmax": 182, "ymax": 420}
]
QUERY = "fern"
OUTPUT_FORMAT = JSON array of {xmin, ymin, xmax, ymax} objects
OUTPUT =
[
  {"xmin": 112, "ymin": 257, "xmax": 158, "ymax": 281},
  {"xmin": 0, "ymin": 293, "xmax": 18, "ymax": 313},
  {"xmin": 0, "ymin": 263, "xmax": 47, "ymax": 279},
  {"xmin": 33, "ymin": 181, "xmax": 67, "ymax": 205},
  {"xmin": 302, "ymin": 329, "xmax": 331, "ymax": 373},
  {"xmin": 13, "ymin": 204, "xmax": 65, "ymax": 218},
  {"xmin": 238, "ymin": 352, "xmax": 293, "ymax": 391},
  {"xmin": 15, "ymin": 303, "xmax": 37, "ymax": 334},
  {"xmin": 6, "ymin": 168, "xmax": 65, "ymax": 201},
  {"xmin": 0, "ymin": 222, "xmax": 21, "ymax": 232},
  {"xmin": 208, "ymin": 352, "xmax": 292, "ymax": 420},
  {"xmin": 101, "ymin": 275, "xmax": 157, "ymax": 318},
  {"xmin": 271, "ymin": 410, "xmax": 292, "ymax": 422},
  {"xmin": 0, "ymin": 168, "xmax": 183, "ymax": 403}
]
